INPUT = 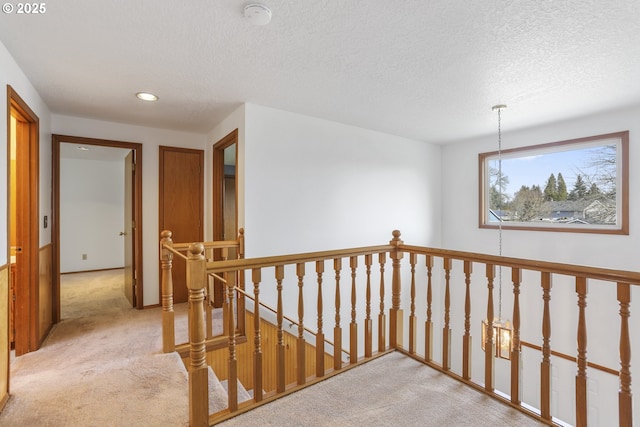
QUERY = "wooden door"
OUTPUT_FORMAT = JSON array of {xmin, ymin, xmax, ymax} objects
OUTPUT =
[
  {"xmin": 9, "ymin": 86, "xmax": 40, "ymax": 356},
  {"xmin": 123, "ymin": 150, "xmax": 136, "ymax": 307},
  {"xmin": 159, "ymin": 146, "xmax": 204, "ymax": 304}
]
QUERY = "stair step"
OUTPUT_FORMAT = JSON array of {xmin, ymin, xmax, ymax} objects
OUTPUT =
[
  {"xmin": 221, "ymin": 377, "xmax": 252, "ymax": 404},
  {"xmin": 174, "ymin": 354, "xmax": 250, "ymax": 414},
  {"xmin": 207, "ymin": 367, "xmax": 229, "ymax": 414}
]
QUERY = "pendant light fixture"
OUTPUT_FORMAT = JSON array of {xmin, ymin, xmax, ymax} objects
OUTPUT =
[{"xmin": 481, "ymin": 104, "xmax": 513, "ymax": 360}]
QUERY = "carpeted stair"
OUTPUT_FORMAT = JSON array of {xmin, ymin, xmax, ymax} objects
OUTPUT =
[{"xmin": 176, "ymin": 356, "xmax": 252, "ymax": 415}]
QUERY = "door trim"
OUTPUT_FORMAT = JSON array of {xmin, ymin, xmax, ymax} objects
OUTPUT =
[
  {"xmin": 51, "ymin": 135, "xmax": 144, "ymax": 314},
  {"xmin": 212, "ymin": 129, "xmax": 238, "ymax": 241},
  {"xmin": 212, "ymin": 129, "xmax": 238, "ymax": 308},
  {"xmin": 7, "ymin": 85, "xmax": 40, "ymax": 355}
]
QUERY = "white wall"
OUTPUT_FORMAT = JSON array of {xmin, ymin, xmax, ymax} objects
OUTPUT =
[
  {"xmin": 60, "ymin": 157, "xmax": 125, "ymax": 273},
  {"xmin": 0, "ymin": 38, "xmax": 52, "ymax": 408},
  {"xmin": 52, "ymin": 115, "xmax": 208, "ymax": 306},
  {"xmin": 243, "ymin": 103, "xmax": 442, "ymax": 256},
  {"xmin": 0, "ymin": 40, "xmax": 52, "ymax": 264},
  {"xmin": 441, "ymin": 105, "xmax": 640, "ymax": 426},
  {"xmin": 224, "ymin": 103, "xmax": 443, "ymax": 360},
  {"xmin": 442, "ymin": 106, "xmax": 639, "ymax": 269}
]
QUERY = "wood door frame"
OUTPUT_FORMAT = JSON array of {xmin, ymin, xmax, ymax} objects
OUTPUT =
[
  {"xmin": 212, "ymin": 129, "xmax": 238, "ymax": 241},
  {"xmin": 212, "ymin": 129, "xmax": 238, "ymax": 308},
  {"xmin": 7, "ymin": 85, "xmax": 40, "ymax": 355},
  {"xmin": 51, "ymin": 135, "xmax": 144, "ymax": 315}
]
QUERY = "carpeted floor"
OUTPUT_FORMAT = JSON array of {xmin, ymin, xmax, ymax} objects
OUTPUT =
[
  {"xmin": 218, "ymin": 351, "xmax": 547, "ymax": 427},
  {"xmin": 0, "ymin": 269, "xmax": 190, "ymax": 426},
  {"xmin": 0, "ymin": 269, "xmax": 547, "ymax": 427}
]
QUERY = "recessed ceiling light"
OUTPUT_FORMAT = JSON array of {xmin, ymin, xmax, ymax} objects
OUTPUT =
[
  {"xmin": 77, "ymin": 146, "xmax": 89, "ymax": 151},
  {"xmin": 136, "ymin": 92, "xmax": 158, "ymax": 101},
  {"xmin": 244, "ymin": 4, "xmax": 272, "ymax": 26}
]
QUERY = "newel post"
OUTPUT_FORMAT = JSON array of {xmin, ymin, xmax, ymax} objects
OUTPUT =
[
  {"xmin": 389, "ymin": 230, "xmax": 404, "ymax": 349},
  {"xmin": 160, "ymin": 230, "xmax": 175, "ymax": 353},
  {"xmin": 187, "ymin": 243, "xmax": 208, "ymax": 427}
]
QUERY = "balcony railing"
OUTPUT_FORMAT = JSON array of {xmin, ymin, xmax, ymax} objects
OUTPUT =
[{"xmin": 162, "ymin": 230, "xmax": 640, "ymax": 427}]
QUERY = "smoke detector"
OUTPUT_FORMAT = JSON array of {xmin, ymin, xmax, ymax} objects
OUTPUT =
[{"xmin": 244, "ymin": 4, "xmax": 272, "ymax": 26}]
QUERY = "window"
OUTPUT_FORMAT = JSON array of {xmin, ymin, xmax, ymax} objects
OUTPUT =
[{"xmin": 479, "ymin": 131, "xmax": 629, "ymax": 234}]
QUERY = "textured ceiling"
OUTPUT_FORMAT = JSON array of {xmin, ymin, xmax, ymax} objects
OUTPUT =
[{"xmin": 1, "ymin": 0, "xmax": 639, "ymax": 144}]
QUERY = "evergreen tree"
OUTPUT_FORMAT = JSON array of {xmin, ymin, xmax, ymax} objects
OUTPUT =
[
  {"xmin": 489, "ymin": 166, "xmax": 509, "ymax": 209},
  {"xmin": 569, "ymin": 174, "xmax": 588, "ymax": 200},
  {"xmin": 543, "ymin": 173, "xmax": 557, "ymax": 201},
  {"xmin": 587, "ymin": 183, "xmax": 601, "ymax": 198},
  {"xmin": 556, "ymin": 173, "xmax": 568, "ymax": 201}
]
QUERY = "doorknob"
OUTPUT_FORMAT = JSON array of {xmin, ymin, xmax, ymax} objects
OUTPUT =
[{"xmin": 119, "ymin": 232, "xmax": 127, "ymax": 236}]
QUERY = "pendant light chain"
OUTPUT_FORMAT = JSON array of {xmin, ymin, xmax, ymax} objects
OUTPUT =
[{"xmin": 496, "ymin": 105, "xmax": 504, "ymax": 321}]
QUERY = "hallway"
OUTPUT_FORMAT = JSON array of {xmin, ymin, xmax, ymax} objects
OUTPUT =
[{"xmin": 0, "ymin": 270, "xmax": 189, "ymax": 426}]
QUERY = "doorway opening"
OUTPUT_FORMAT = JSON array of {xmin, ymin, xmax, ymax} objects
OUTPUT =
[
  {"xmin": 212, "ymin": 129, "xmax": 238, "ymax": 308},
  {"xmin": 7, "ymin": 85, "xmax": 40, "ymax": 356},
  {"xmin": 52, "ymin": 135, "xmax": 144, "ymax": 314}
]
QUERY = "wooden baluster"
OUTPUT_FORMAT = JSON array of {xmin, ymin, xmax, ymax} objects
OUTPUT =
[
  {"xmin": 237, "ymin": 228, "xmax": 245, "ymax": 259},
  {"xmin": 364, "ymin": 254, "xmax": 373, "ymax": 358},
  {"xmin": 389, "ymin": 230, "xmax": 404, "ymax": 349},
  {"xmin": 296, "ymin": 263, "xmax": 306, "ymax": 385},
  {"xmin": 350, "ymin": 256, "xmax": 358, "ymax": 364},
  {"xmin": 226, "ymin": 250, "xmax": 238, "ymax": 412},
  {"xmin": 160, "ymin": 230, "xmax": 175, "ymax": 353},
  {"xmin": 186, "ymin": 243, "xmax": 208, "ymax": 425},
  {"xmin": 222, "ymin": 247, "xmax": 230, "ymax": 336},
  {"xmin": 540, "ymin": 272, "xmax": 553, "ymax": 421},
  {"xmin": 204, "ymin": 247, "xmax": 213, "ymax": 339},
  {"xmin": 425, "ymin": 255, "xmax": 434, "ymax": 362},
  {"xmin": 378, "ymin": 253, "xmax": 387, "ymax": 352},
  {"xmin": 409, "ymin": 253, "xmax": 417, "ymax": 354},
  {"xmin": 575, "ymin": 276, "xmax": 587, "ymax": 427},
  {"xmin": 485, "ymin": 264, "xmax": 495, "ymax": 392},
  {"xmin": 334, "ymin": 258, "xmax": 343, "ymax": 370},
  {"xmin": 618, "ymin": 282, "xmax": 632, "ymax": 427},
  {"xmin": 462, "ymin": 260, "xmax": 472, "ymax": 379},
  {"xmin": 511, "ymin": 268, "xmax": 522, "ymax": 405},
  {"xmin": 316, "ymin": 260, "xmax": 325, "ymax": 377},
  {"xmin": 442, "ymin": 258, "xmax": 452, "ymax": 371},
  {"xmin": 205, "ymin": 274, "xmax": 213, "ymax": 339},
  {"xmin": 275, "ymin": 265, "xmax": 285, "ymax": 393},
  {"xmin": 252, "ymin": 268, "xmax": 263, "ymax": 402}
]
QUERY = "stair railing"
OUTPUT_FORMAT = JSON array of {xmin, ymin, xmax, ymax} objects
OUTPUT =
[
  {"xmin": 177, "ymin": 230, "xmax": 640, "ymax": 427},
  {"xmin": 160, "ymin": 229, "xmax": 245, "ymax": 354}
]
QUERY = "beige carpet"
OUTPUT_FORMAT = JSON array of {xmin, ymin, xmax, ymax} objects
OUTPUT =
[
  {"xmin": 0, "ymin": 269, "xmax": 190, "ymax": 426},
  {"xmin": 0, "ymin": 269, "xmax": 547, "ymax": 427},
  {"xmin": 219, "ymin": 351, "xmax": 547, "ymax": 427}
]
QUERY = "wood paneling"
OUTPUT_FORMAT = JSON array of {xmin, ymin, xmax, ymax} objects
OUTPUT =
[
  {"xmin": 0, "ymin": 266, "xmax": 9, "ymax": 411},
  {"xmin": 201, "ymin": 311, "xmax": 333, "ymax": 393},
  {"xmin": 38, "ymin": 245, "xmax": 53, "ymax": 346},
  {"xmin": 159, "ymin": 146, "xmax": 204, "ymax": 304}
]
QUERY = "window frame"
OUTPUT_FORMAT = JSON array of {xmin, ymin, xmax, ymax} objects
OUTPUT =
[{"xmin": 478, "ymin": 131, "xmax": 629, "ymax": 235}]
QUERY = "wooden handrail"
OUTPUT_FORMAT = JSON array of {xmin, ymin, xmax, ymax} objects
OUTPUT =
[
  {"xmin": 234, "ymin": 286, "xmax": 350, "ymax": 358},
  {"xmin": 400, "ymin": 244, "xmax": 640, "ymax": 284},
  {"xmin": 520, "ymin": 341, "xmax": 619, "ymax": 376},
  {"xmin": 207, "ymin": 272, "xmax": 226, "ymax": 283},
  {"xmin": 174, "ymin": 229, "xmax": 638, "ymax": 426},
  {"xmin": 172, "ymin": 240, "xmax": 240, "ymax": 251},
  {"xmin": 162, "ymin": 244, "xmax": 188, "ymax": 261},
  {"xmin": 206, "ymin": 245, "xmax": 393, "ymax": 273}
]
